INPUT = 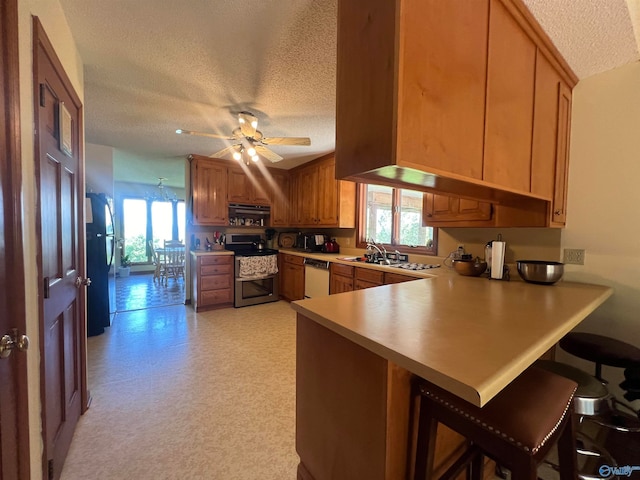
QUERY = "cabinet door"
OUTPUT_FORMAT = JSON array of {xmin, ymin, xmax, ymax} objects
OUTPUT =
[
  {"xmin": 384, "ymin": 272, "xmax": 415, "ymax": 285},
  {"xmin": 423, "ymin": 193, "xmax": 491, "ymax": 224},
  {"xmin": 270, "ymin": 170, "xmax": 290, "ymax": 226},
  {"xmin": 192, "ymin": 159, "xmax": 227, "ymax": 226},
  {"xmin": 531, "ymin": 51, "xmax": 560, "ymax": 200},
  {"xmin": 298, "ymin": 165, "xmax": 318, "ymax": 225},
  {"xmin": 251, "ymin": 171, "xmax": 270, "ymax": 205},
  {"xmin": 397, "ymin": 0, "xmax": 488, "ymax": 179},
  {"xmin": 330, "ymin": 274, "xmax": 354, "ymax": 295},
  {"xmin": 228, "ymin": 167, "xmax": 251, "ymax": 203},
  {"xmin": 483, "ymin": 0, "xmax": 536, "ymax": 193},
  {"xmin": 282, "ymin": 261, "xmax": 305, "ymax": 301},
  {"xmin": 316, "ymin": 157, "xmax": 339, "ymax": 226},
  {"xmin": 551, "ymin": 83, "xmax": 572, "ymax": 226}
]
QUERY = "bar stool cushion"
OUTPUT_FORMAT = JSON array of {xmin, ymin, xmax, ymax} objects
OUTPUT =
[
  {"xmin": 560, "ymin": 333, "xmax": 640, "ymax": 368},
  {"xmin": 418, "ymin": 367, "xmax": 577, "ymax": 454}
]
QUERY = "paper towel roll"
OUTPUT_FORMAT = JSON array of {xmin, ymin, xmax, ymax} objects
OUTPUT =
[{"xmin": 491, "ymin": 241, "xmax": 506, "ymax": 279}]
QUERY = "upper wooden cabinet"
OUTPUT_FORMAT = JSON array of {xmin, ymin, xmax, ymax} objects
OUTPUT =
[
  {"xmin": 269, "ymin": 170, "xmax": 290, "ymax": 227},
  {"xmin": 289, "ymin": 155, "xmax": 356, "ymax": 228},
  {"xmin": 335, "ymin": 0, "xmax": 577, "ymax": 213},
  {"xmin": 190, "ymin": 156, "xmax": 228, "ymax": 226},
  {"xmin": 422, "ymin": 192, "xmax": 547, "ymax": 228},
  {"xmin": 227, "ymin": 166, "xmax": 270, "ymax": 205}
]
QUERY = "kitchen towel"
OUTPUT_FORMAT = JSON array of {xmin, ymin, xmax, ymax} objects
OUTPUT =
[
  {"xmin": 491, "ymin": 241, "xmax": 506, "ymax": 279},
  {"xmin": 239, "ymin": 255, "xmax": 278, "ymax": 278}
]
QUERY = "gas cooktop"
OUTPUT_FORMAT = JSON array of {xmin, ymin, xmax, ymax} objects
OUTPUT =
[{"xmin": 390, "ymin": 263, "xmax": 441, "ymax": 271}]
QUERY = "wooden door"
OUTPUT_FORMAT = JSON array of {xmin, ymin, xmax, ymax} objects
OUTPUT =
[
  {"xmin": 270, "ymin": 170, "xmax": 290, "ymax": 226},
  {"xmin": 551, "ymin": 83, "xmax": 572, "ymax": 226},
  {"xmin": 483, "ymin": 0, "xmax": 536, "ymax": 193},
  {"xmin": 227, "ymin": 166, "xmax": 251, "ymax": 203},
  {"xmin": 531, "ymin": 51, "xmax": 560, "ymax": 200},
  {"xmin": 34, "ymin": 18, "xmax": 86, "ymax": 480},
  {"xmin": 191, "ymin": 157, "xmax": 227, "ymax": 225},
  {"xmin": 397, "ymin": 0, "xmax": 488, "ymax": 179},
  {"xmin": 298, "ymin": 165, "xmax": 318, "ymax": 226},
  {"xmin": 316, "ymin": 157, "xmax": 339, "ymax": 226},
  {"xmin": 0, "ymin": 0, "xmax": 31, "ymax": 477}
]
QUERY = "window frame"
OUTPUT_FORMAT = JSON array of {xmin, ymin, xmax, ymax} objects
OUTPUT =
[
  {"xmin": 119, "ymin": 195, "xmax": 185, "ymax": 266},
  {"xmin": 356, "ymin": 183, "xmax": 438, "ymax": 255}
]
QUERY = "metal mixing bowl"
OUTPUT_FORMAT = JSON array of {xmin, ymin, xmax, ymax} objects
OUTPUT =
[{"xmin": 516, "ymin": 260, "xmax": 564, "ymax": 285}]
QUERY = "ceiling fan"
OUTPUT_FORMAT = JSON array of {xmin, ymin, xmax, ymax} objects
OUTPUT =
[{"xmin": 176, "ymin": 111, "xmax": 311, "ymax": 163}]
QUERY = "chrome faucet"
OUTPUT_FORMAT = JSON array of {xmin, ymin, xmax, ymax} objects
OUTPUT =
[{"xmin": 366, "ymin": 240, "xmax": 390, "ymax": 265}]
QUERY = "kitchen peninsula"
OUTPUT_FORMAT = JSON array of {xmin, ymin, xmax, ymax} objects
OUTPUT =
[{"xmin": 291, "ymin": 277, "xmax": 612, "ymax": 480}]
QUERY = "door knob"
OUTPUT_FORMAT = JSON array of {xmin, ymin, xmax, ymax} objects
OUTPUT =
[
  {"xmin": 75, "ymin": 276, "xmax": 92, "ymax": 288},
  {"xmin": 0, "ymin": 329, "xmax": 30, "ymax": 359}
]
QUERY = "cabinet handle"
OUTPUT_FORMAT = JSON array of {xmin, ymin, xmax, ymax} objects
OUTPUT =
[
  {"xmin": 554, "ymin": 210, "xmax": 562, "ymax": 216},
  {"xmin": 425, "ymin": 213, "xmax": 433, "ymax": 217}
]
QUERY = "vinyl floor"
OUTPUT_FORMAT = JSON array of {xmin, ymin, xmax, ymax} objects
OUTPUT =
[
  {"xmin": 61, "ymin": 301, "xmax": 299, "ymax": 480},
  {"xmin": 115, "ymin": 272, "xmax": 185, "ymax": 312}
]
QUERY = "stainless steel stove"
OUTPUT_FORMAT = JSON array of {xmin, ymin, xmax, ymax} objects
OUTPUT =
[{"xmin": 226, "ymin": 234, "xmax": 279, "ymax": 307}]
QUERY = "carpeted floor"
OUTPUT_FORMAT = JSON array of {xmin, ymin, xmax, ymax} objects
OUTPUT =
[{"xmin": 61, "ymin": 301, "xmax": 298, "ymax": 480}]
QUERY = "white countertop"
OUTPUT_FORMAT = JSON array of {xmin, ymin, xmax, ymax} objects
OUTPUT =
[{"xmin": 291, "ymin": 274, "xmax": 612, "ymax": 407}]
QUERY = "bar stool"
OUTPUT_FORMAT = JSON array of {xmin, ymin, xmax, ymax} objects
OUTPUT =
[
  {"xmin": 559, "ymin": 332, "xmax": 640, "ymax": 383},
  {"xmin": 534, "ymin": 360, "xmax": 617, "ymax": 479},
  {"xmin": 413, "ymin": 367, "xmax": 578, "ymax": 480}
]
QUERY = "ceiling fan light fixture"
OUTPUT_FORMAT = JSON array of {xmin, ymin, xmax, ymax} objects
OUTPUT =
[
  {"xmin": 232, "ymin": 150, "xmax": 242, "ymax": 161},
  {"xmin": 251, "ymin": 155, "xmax": 260, "ymax": 163},
  {"xmin": 247, "ymin": 146, "xmax": 256, "ymax": 157},
  {"xmin": 175, "ymin": 129, "xmax": 184, "ymax": 134},
  {"xmin": 250, "ymin": 120, "xmax": 258, "ymax": 129}
]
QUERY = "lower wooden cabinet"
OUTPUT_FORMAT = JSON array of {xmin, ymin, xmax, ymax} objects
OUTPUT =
[
  {"xmin": 330, "ymin": 263, "xmax": 354, "ymax": 294},
  {"xmin": 191, "ymin": 254, "xmax": 234, "ymax": 311},
  {"xmin": 384, "ymin": 272, "xmax": 415, "ymax": 285},
  {"xmin": 355, "ymin": 268, "xmax": 385, "ymax": 290},
  {"xmin": 280, "ymin": 253, "xmax": 305, "ymax": 301},
  {"xmin": 330, "ymin": 263, "xmax": 419, "ymax": 294}
]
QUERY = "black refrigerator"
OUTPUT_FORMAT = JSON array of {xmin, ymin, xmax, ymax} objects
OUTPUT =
[{"xmin": 86, "ymin": 192, "xmax": 115, "ymax": 336}]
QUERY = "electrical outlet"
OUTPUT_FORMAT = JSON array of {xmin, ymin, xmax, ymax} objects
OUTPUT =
[{"xmin": 563, "ymin": 248, "xmax": 585, "ymax": 265}]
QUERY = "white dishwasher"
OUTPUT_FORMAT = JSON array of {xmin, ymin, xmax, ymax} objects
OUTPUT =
[{"xmin": 304, "ymin": 258, "xmax": 330, "ymax": 298}]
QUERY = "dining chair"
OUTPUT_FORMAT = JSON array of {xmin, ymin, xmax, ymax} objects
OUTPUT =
[
  {"xmin": 161, "ymin": 240, "xmax": 185, "ymax": 285},
  {"xmin": 148, "ymin": 241, "xmax": 162, "ymax": 283}
]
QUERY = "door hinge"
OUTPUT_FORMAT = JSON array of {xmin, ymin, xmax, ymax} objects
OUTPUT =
[
  {"xmin": 48, "ymin": 459, "xmax": 54, "ymax": 480},
  {"xmin": 39, "ymin": 83, "xmax": 46, "ymax": 107}
]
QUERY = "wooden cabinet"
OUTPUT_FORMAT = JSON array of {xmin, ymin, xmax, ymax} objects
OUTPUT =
[
  {"xmin": 384, "ymin": 272, "xmax": 415, "ymax": 285},
  {"xmin": 335, "ymin": 0, "xmax": 577, "ymax": 211},
  {"xmin": 530, "ymin": 49, "xmax": 572, "ymax": 226},
  {"xmin": 279, "ymin": 253, "xmax": 305, "ymax": 302},
  {"xmin": 191, "ymin": 254, "xmax": 233, "ymax": 311},
  {"xmin": 483, "ymin": 0, "xmax": 537, "ymax": 192},
  {"xmin": 422, "ymin": 192, "xmax": 548, "ymax": 227},
  {"xmin": 331, "ymin": 263, "xmax": 417, "ymax": 293},
  {"xmin": 190, "ymin": 156, "xmax": 228, "ymax": 226},
  {"xmin": 227, "ymin": 166, "xmax": 270, "ymax": 205},
  {"xmin": 354, "ymin": 268, "xmax": 384, "ymax": 290},
  {"xmin": 269, "ymin": 170, "xmax": 290, "ymax": 226},
  {"xmin": 289, "ymin": 154, "xmax": 356, "ymax": 228},
  {"xmin": 330, "ymin": 263, "xmax": 354, "ymax": 295}
]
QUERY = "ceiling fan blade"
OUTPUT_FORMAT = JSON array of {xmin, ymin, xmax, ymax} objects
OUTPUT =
[
  {"xmin": 261, "ymin": 136, "xmax": 311, "ymax": 146},
  {"xmin": 255, "ymin": 145, "xmax": 283, "ymax": 163},
  {"xmin": 210, "ymin": 145, "xmax": 238, "ymax": 158},
  {"xmin": 238, "ymin": 112, "xmax": 258, "ymax": 138},
  {"xmin": 176, "ymin": 129, "xmax": 235, "ymax": 140}
]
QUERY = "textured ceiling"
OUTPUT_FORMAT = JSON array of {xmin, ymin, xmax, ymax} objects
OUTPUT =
[{"xmin": 58, "ymin": 0, "xmax": 639, "ymax": 186}]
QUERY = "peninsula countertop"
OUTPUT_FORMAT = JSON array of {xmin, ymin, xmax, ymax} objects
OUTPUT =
[{"xmin": 291, "ymin": 275, "xmax": 612, "ymax": 407}]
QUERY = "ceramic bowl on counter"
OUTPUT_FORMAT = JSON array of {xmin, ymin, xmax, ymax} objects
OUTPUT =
[{"xmin": 516, "ymin": 260, "xmax": 564, "ymax": 285}]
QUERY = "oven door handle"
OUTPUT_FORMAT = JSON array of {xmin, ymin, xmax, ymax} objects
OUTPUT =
[{"xmin": 236, "ymin": 274, "xmax": 277, "ymax": 281}]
